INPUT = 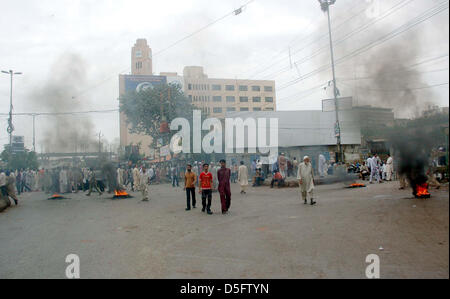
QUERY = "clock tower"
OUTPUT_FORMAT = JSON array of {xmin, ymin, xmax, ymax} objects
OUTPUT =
[{"xmin": 131, "ymin": 39, "xmax": 152, "ymax": 75}]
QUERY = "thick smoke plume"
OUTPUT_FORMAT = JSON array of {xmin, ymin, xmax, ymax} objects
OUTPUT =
[
  {"xmin": 317, "ymin": 1, "xmax": 443, "ymax": 118},
  {"xmin": 389, "ymin": 126, "xmax": 431, "ymax": 196},
  {"xmin": 29, "ymin": 53, "xmax": 97, "ymax": 153},
  {"xmin": 357, "ymin": 40, "xmax": 435, "ymax": 118}
]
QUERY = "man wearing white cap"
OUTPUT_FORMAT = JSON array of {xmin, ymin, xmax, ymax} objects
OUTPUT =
[{"xmin": 297, "ymin": 156, "xmax": 316, "ymax": 205}]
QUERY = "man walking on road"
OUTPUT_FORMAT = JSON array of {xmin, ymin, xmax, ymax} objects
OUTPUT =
[
  {"xmin": 238, "ymin": 161, "xmax": 248, "ymax": 194},
  {"xmin": 369, "ymin": 154, "xmax": 381, "ymax": 184},
  {"xmin": 199, "ymin": 164, "xmax": 213, "ymax": 215},
  {"xmin": 298, "ymin": 156, "xmax": 316, "ymax": 206},
  {"xmin": 86, "ymin": 168, "xmax": 102, "ymax": 196},
  {"xmin": 184, "ymin": 164, "xmax": 197, "ymax": 211},
  {"xmin": 217, "ymin": 160, "xmax": 231, "ymax": 214},
  {"xmin": 140, "ymin": 167, "xmax": 151, "ymax": 202}
]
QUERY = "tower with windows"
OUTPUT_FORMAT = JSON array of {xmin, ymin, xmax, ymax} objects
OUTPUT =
[{"xmin": 131, "ymin": 39, "xmax": 152, "ymax": 75}]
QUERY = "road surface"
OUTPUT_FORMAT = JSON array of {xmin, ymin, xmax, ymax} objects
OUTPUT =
[{"xmin": 0, "ymin": 180, "xmax": 448, "ymax": 279}]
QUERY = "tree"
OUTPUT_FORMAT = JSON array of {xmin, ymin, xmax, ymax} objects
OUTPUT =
[
  {"xmin": 120, "ymin": 83, "xmax": 211, "ymax": 161},
  {"xmin": 0, "ymin": 147, "xmax": 39, "ymax": 170},
  {"xmin": 120, "ymin": 83, "xmax": 197, "ymax": 144}
]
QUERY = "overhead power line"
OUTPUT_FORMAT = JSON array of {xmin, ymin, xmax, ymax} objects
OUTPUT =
[
  {"xmin": 278, "ymin": 53, "xmax": 449, "ymax": 104},
  {"xmin": 0, "ymin": 109, "xmax": 119, "ymax": 116},
  {"xmin": 72, "ymin": 0, "xmax": 256, "ymax": 100},
  {"xmin": 277, "ymin": 1, "xmax": 449, "ymax": 92},
  {"xmin": 255, "ymin": 0, "xmax": 417, "ymax": 81}
]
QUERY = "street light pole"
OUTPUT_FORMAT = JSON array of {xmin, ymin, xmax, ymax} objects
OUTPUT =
[
  {"xmin": 1, "ymin": 69, "xmax": 22, "ymax": 153},
  {"xmin": 318, "ymin": 0, "xmax": 344, "ymax": 163},
  {"xmin": 32, "ymin": 114, "xmax": 36, "ymax": 152}
]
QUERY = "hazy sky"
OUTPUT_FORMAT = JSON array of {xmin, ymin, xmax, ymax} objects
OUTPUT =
[{"xmin": 1, "ymin": 0, "xmax": 448, "ymax": 151}]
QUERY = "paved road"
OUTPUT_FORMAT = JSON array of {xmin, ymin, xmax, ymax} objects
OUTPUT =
[{"xmin": 0, "ymin": 181, "xmax": 448, "ymax": 279}]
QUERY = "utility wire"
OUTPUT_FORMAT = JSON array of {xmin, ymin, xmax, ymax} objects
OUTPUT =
[
  {"xmin": 278, "ymin": 53, "xmax": 449, "ymax": 104},
  {"xmin": 277, "ymin": 1, "xmax": 449, "ymax": 91},
  {"xmin": 256, "ymin": 0, "xmax": 417, "ymax": 81},
  {"xmin": 243, "ymin": 0, "xmax": 370, "ymax": 79},
  {"xmin": 72, "ymin": 0, "xmax": 256, "ymax": 100}
]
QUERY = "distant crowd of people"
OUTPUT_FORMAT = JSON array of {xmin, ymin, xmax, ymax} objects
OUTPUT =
[{"xmin": 2, "ymin": 150, "xmax": 445, "ymax": 213}]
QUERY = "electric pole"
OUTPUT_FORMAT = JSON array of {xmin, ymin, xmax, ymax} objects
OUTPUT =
[
  {"xmin": 97, "ymin": 131, "xmax": 103, "ymax": 153},
  {"xmin": 1, "ymin": 69, "xmax": 22, "ymax": 153},
  {"xmin": 32, "ymin": 114, "xmax": 36, "ymax": 152},
  {"xmin": 318, "ymin": 0, "xmax": 344, "ymax": 163}
]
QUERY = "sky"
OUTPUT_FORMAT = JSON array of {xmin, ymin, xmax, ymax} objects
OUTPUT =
[{"xmin": 0, "ymin": 0, "xmax": 448, "ymax": 152}]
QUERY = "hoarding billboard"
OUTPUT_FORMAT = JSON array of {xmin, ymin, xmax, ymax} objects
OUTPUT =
[{"xmin": 124, "ymin": 75, "xmax": 167, "ymax": 93}]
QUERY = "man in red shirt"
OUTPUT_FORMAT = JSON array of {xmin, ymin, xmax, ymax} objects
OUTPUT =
[
  {"xmin": 217, "ymin": 159, "xmax": 232, "ymax": 214},
  {"xmin": 199, "ymin": 163, "xmax": 213, "ymax": 215}
]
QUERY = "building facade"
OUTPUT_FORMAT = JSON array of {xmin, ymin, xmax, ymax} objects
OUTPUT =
[
  {"xmin": 119, "ymin": 39, "xmax": 277, "ymax": 156},
  {"xmin": 183, "ymin": 66, "xmax": 276, "ymax": 118},
  {"xmin": 119, "ymin": 39, "xmax": 155, "ymax": 155}
]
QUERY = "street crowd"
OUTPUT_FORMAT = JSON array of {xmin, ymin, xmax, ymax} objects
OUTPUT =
[{"xmin": 1, "ymin": 151, "xmax": 445, "ymax": 213}]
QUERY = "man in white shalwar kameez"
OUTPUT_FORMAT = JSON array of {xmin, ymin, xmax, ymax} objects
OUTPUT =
[
  {"xmin": 386, "ymin": 155, "xmax": 394, "ymax": 181},
  {"xmin": 132, "ymin": 166, "xmax": 140, "ymax": 192},
  {"xmin": 117, "ymin": 166, "xmax": 124, "ymax": 189},
  {"xmin": 298, "ymin": 156, "xmax": 316, "ymax": 205},
  {"xmin": 140, "ymin": 167, "xmax": 151, "ymax": 202},
  {"xmin": 369, "ymin": 154, "xmax": 380, "ymax": 184},
  {"xmin": 238, "ymin": 161, "xmax": 249, "ymax": 194}
]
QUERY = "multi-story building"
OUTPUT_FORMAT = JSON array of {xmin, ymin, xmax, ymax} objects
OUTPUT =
[
  {"xmin": 119, "ymin": 39, "xmax": 277, "ymax": 156},
  {"xmin": 119, "ymin": 39, "xmax": 155, "ymax": 155},
  {"xmin": 183, "ymin": 66, "xmax": 276, "ymax": 118}
]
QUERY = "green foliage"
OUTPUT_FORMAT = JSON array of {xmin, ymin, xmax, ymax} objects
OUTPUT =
[
  {"xmin": 119, "ymin": 83, "xmax": 197, "ymax": 143},
  {"xmin": 0, "ymin": 148, "xmax": 39, "ymax": 170}
]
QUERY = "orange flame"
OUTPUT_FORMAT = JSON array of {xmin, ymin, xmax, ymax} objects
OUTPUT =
[
  {"xmin": 350, "ymin": 183, "xmax": 366, "ymax": 187},
  {"xmin": 114, "ymin": 190, "xmax": 129, "ymax": 197},
  {"xmin": 415, "ymin": 183, "xmax": 430, "ymax": 198}
]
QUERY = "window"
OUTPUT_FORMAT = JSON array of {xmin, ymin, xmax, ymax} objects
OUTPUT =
[
  {"xmin": 225, "ymin": 85, "xmax": 235, "ymax": 91},
  {"xmin": 239, "ymin": 96, "xmax": 249, "ymax": 102},
  {"xmin": 252, "ymin": 86, "xmax": 261, "ymax": 92},
  {"xmin": 226, "ymin": 96, "xmax": 235, "ymax": 102},
  {"xmin": 253, "ymin": 107, "xmax": 261, "ymax": 111},
  {"xmin": 240, "ymin": 107, "xmax": 249, "ymax": 111},
  {"xmin": 264, "ymin": 86, "xmax": 273, "ymax": 92},
  {"xmin": 212, "ymin": 84, "xmax": 221, "ymax": 91},
  {"xmin": 239, "ymin": 85, "xmax": 248, "ymax": 91},
  {"xmin": 227, "ymin": 107, "xmax": 236, "ymax": 112},
  {"xmin": 265, "ymin": 97, "xmax": 273, "ymax": 102},
  {"xmin": 213, "ymin": 107, "xmax": 223, "ymax": 113},
  {"xmin": 252, "ymin": 97, "xmax": 261, "ymax": 102},
  {"xmin": 213, "ymin": 96, "xmax": 222, "ymax": 102}
]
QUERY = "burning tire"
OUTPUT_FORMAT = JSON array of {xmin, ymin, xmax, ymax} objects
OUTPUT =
[
  {"xmin": 113, "ymin": 189, "xmax": 132, "ymax": 199},
  {"xmin": 414, "ymin": 183, "xmax": 431, "ymax": 199},
  {"xmin": 48, "ymin": 194, "xmax": 66, "ymax": 200}
]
